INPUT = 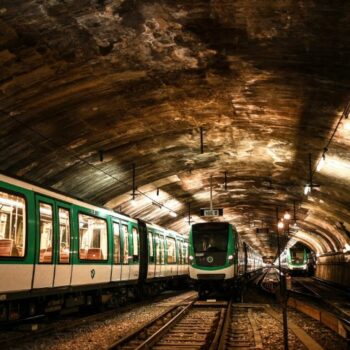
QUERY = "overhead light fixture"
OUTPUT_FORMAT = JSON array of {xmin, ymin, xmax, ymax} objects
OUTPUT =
[
  {"xmin": 277, "ymin": 221, "xmax": 284, "ymax": 229},
  {"xmin": 316, "ymin": 154, "xmax": 325, "ymax": 172},
  {"xmin": 316, "ymin": 148, "xmax": 328, "ymax": 172},
  {"xmin": 343, "ymin": 243, "xmax": 350, "ymax": 253},
  {"xmin": 284, "ymin": 212, "xmax": 291, "ymax": 220},
  {"xmin": 343, "ymin": 101, "xmax": 350, "ymax": 131},
  {"xmin": 304, "ymin": 184, "xmax": 311, "ymax": 195},
  {"xmin": 151, "ymin": 201, "xmax": 162, "ymax": 209},
  {"xmin": 169, "ymin": 211, "xmax": 177, "ymax": 218}
]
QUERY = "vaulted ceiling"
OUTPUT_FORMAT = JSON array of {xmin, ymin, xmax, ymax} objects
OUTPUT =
[{"xmin": 1, "ymin": 0, "xmax": 350, "ymax": 260}]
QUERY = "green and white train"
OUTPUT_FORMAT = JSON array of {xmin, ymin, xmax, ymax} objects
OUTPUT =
[
  {"xmin": 0, "ymin": 174, "xmax": 188, "ymax": 322},
  {"xmin": 189, "ymin": 222, "xmax": 263, "ymax": 296}
]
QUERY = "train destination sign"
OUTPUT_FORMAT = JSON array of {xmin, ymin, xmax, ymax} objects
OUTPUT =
[{"xmin": 200, "ymin": 208, "xmax": 224, "ymax": 217}]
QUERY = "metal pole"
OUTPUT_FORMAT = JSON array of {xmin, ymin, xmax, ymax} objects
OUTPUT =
[
  {"xmin": 200, "ymin": 127, "xmax": 204, "ymax": 154},
  {"xmin": 210, "ymin": 176, "xmax": 213, "ymax": 210},
  {"xmin": 276, "ymin": 208, "xmax": 289, "ymax": 350},
  {"xmin": 132, "ymin": 163, "xmax": 136, "ymax": 200}
]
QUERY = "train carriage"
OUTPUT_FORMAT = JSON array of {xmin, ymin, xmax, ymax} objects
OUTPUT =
[
  {"xmin": 0, "ymin": 173, "xmax": 188, "ymax": 322},
  {"xmin": 280, "ymin": 243, "xmax": 308, "ymax": 275},
  {"xmin": 189, "ymin": 222, "xmax": 262, "ymax": 297}
]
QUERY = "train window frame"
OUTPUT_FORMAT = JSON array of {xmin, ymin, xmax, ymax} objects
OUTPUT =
[
  {"xmin": 112, "ymin": 221, "xmax": 121, "ymax": 264},
  {"xmin": 78, "ymin": 211, "xmax": 108, "ymax": 262},
  {"xmin": 39, "ymin": 202, "xmax": 54, "ymax": 264},
  {"xmin": 148, "ymin": 231, "xmax": 154, "ymax": 263},
  {"xmin": 121, "ymin": 223, "xmax": 129, "ymax": 265},
  {"xmin": 166, "ymin": 237, "xmax": 176, "ymax": 264},
  {"xmin": 0, "ymin": 187, "xmax": 27, "ymax": 260},
  {"xmin": 155, "ymin": 234, "xmax": 162, "ymax": 265},
  {"xmin": 58, "ymin": 207, "xmax": 71, "ymax": 264},
  {"xmin": 132, "ymin": 226, "xmax": 139, "ymax": 263}
]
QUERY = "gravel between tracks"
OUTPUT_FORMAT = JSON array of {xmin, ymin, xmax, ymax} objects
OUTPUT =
[{"xmin": 6, "ymin": 291, "xmax": 196, "ymax": 350}]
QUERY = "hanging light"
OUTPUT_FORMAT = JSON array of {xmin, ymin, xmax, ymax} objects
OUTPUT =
[
  {"xmin": 304, "ymin": 184, "xmax": 311, "ymax": 195},
  {"xmin": 284, "ymin": 212, "xmax": 291, "ymax": 220},
  {"xmin": 130, "ymin": 197, "xmax": 137, "ymax": 207},
  {"xmin": 277, "ymin": 221, "xmax": 284, "ymax": 229},
  {"xmin": 343, "ymin": 102, "xmax": 350, "ymax": 131},
  {"xmin": 169, "ymin": 211, "xmax": 177, "ymax": 218},
  {"xmin": 343, "ymin": 116, "xmax": 350, "ymax": 131},
  {"xmin": 316, "ymin": 154, "xmax": 325, "ymax": 172}
]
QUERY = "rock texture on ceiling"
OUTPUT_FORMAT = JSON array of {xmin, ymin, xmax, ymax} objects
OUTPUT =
[{"xmin": 1, "ymin": 0, "xmax": 350, "ymax": 260}]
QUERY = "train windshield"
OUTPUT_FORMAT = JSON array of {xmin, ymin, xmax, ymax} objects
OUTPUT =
[{"xmin": 192, "ymin": 223, "xmax": 228, "ymax": 253}]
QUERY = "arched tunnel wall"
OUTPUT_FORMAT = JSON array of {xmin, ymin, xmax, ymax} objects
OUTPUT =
[{"xmin": 316, "ymin": 253, "xmax": 350, "ymax": 288}]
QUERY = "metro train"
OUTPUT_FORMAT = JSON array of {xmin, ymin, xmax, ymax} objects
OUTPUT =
[
  {"xmin": 189, "ymin": 222, "xmax": 263, "ymax": 297},
  {"xmin": 280, "ymin": 243, "xmax": 308, "ymax": 275},
  {"xmin": 0, "ymin": 174, "xmax": 189, "ymax": 322}
]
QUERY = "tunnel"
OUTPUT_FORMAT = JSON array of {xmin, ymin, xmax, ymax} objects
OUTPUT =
[{"xmin": 0, "ymin": 2, "xmax": 350, "ymax": 348}]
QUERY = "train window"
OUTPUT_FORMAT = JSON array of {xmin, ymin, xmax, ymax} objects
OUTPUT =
[
  {"xmin": 132, "ymin": 227, "xmax": 139, "ymax": 258},
  {"xmin": 160, "ymin": 237, "xmax": 165, "ymax": 264},
  {"xmin": 122, "ymin": 224, "xmax": 129, "ymax": 264},
  {"xmin": 148, "ymin": 232, "xmax": 154, "ymax": 263},
  {"xmin": 166, "ymin": 238, "xmax": 176, "ymax": 264},
  {"xmin": 78, "ymin": 213, "xmax": 107, "ymax": 261},
  {"xmin": 58, "ymin": 208, "xmax": 70, "ymax": 264},
  {"xmin": 155, "ymin": 236, "xmax": 162, "ymax": 264},
  {"xmin": 183, "ymin": 243, "xmax": 188, "ymax": 264},
  {"xmin": 178, "ymin": 242, "xmax": 183, "ymax": 265},
  {"xmin": 39, "ymin": 203, "xmax": 53, "ymax": 263},
  {"xmin": 0, "ymin": 190, "xmax": 26, "ymax": 258},
  {"xmin": 113, "ymin": 222, "xmax": 121, "ymax": 264}
]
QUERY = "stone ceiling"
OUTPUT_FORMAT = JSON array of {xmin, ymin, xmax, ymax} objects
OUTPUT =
[{"xmin": 1, "ymin": 0, "xmax": 350, "ymax": 260}]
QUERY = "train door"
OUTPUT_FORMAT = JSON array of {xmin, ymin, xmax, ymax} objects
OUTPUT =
[
  {"xmin": 111, "ymin": 220, "xmax": 122, "ymax": 281},
  {"xmin": 53, "ymin": 202, "xmax": 73, "ymax": 287},
  {"xmin": 147, "ymin": 230, "xmax": 155, "ymax": 279},
  {"xmin": 137, "ymin": 220, "xmax": 148, "ymax": 284},
  {"xmin": 129, "ymin": 223, "xmax": 139, "ymax": 281},
  {"xmin": 33, "ymin": 195, "xmax": 56, "ymax": 289},
  {"xmin": 120, "ymin": 222, "xmax": 130, "ymax": 280}
]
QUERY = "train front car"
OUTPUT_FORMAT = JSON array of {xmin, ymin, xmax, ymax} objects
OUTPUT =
[
  {"xmin": 287, "ymin": 245, "xmax": 308, "ymax": 274},
  {"xmin": 189, "ymin": 222, "xmax": 236, "ymax": 297}
]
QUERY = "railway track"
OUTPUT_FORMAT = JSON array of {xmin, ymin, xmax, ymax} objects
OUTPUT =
[
  {"xmin": 0, "ymin": 290, "xmax": 195, "ymax": 349},
  {"xmin": 109, "ymin": 299, "xmax": 227, "ymax": 349},
  {"xmin": 219, "ymin": 303, "xmax": 263, "ymax": 350}
]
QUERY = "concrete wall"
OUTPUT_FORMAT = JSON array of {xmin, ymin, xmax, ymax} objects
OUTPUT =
[{"xmin": 315, "ymin": 252, "xmax": 350, "ymax": 288}]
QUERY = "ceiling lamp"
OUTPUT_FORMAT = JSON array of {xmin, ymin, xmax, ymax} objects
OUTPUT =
[
  {"xmin": 277, "ymin": 221, "xmax": 284, "ymax": 230},
  {"xmin": 169, "ymin": 211, "xmax": 178, "ymax": 218},
  {"xmin": 343, "ymin": 101, "xmax": 350, "ymax": 131},
  {"xmin": 284, "ymin": 212, "xmax": 291, "ymax": 220},
  {"xmin": 316, "ymin": 148, "xmax": 328, "ymax": 172},
  {"xmin": 304, "ymin": 184, "xmax": 311, "ymax": 195}
]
